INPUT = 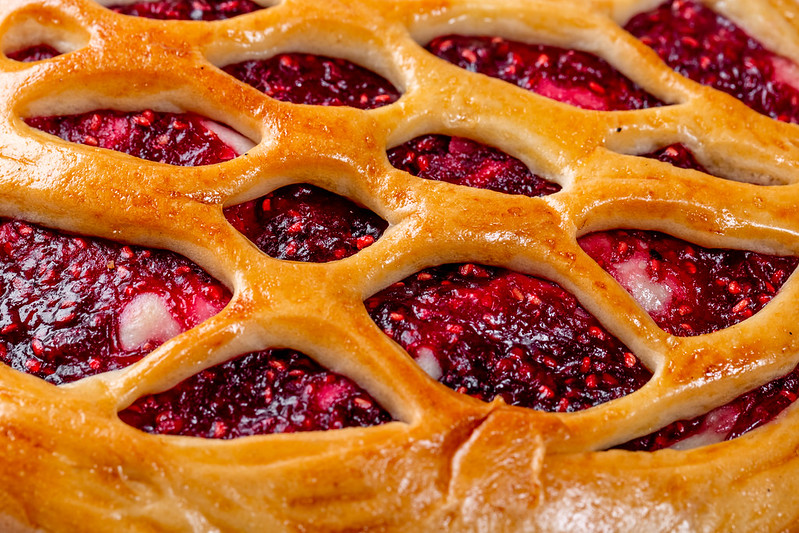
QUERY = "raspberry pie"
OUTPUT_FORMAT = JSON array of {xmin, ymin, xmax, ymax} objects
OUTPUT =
[{"xmin": 2, "ymin": 0, "xmax": 799, "ymax": 530}]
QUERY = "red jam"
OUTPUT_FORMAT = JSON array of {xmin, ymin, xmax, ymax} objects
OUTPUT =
[
  {"xmin": 620, "ymin": 364, "xmax": 799, "ymax": 451},
  {"xmin": 579, "ymin": 230, "xmax": 798, "ymax": 337},
  {"xmin": 427, "ymin": 34, "xmax": 662, "ymax": 111},
  {"xmin": 7, "ymin": 44, "xmax": 61, "ymax": 62},
  {"xmin": 0, "ymin": 219, "xmax": 230, "ymax": 384},
  {"xmin": 365, "ymin": 264, "xmax": 651, "ymax": 412},
  {"xmin": 626, "ymin": 0, "xmax": 799, "ymax": 123},
  {"xmin": 224, "ymin": 184, "xmax": 387, "ymax": 263},
  {"xmin": 223, "ymin": 53, "xmax": 400, "ymax": 109},
  {"xmin": 108, "ymin": 0, "xmax": 264, "ymax": 21},
  {"xmin": 119, "ymin": 348, "xmax": 392, "ymax": 437},
  {"xmin": 26, "ymin": 110, "xmax": 242, "ymax": 166},
  {"xmin": 387, "ymin": 134, "xmax": 561, "ymax": 197}
]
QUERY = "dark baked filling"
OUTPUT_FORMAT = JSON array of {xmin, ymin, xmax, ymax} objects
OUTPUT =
[
  {"xmin": 119, "ymin": 348, "xmax": 392, "ymax": 437},
  {"xmin": 6, "ymin": 44, "xmax": 61, "ymax": 62},
  {"xmin": 426, "ymin": 34, "xmax": 663, "ymax": 111},
  {"xmin": 626, "ymin": 0, "xmax": 799, "ymax": 123},
  {"xmin": 387, "ymin": 134, "xmax": 561, "ymax": 197},
  {"xmin": 0, "ymin": 219, "xmax": 231, "ymax": 384},
  {"xmin": 365, "ymin": 264, "xmax": 652, "ymax": 412},
  {"xmin": 640, "ymin": 143, "xmax": 708, "ymax": 172},
  {"xmin": 26, "ymin": 110, "xmax": 246, "ymax": 166},
  {"xmin": 620, "ymin": 364, "xmax": 799, "ymax": 451},
  {"xmin": 579, "ymin": 230, "xmax": 798, "ymax": 337},
  {"xmin": 223, "ymin": 53, "xmax": 400, "ymax": 109},
  {"xmin": 224, "ymin": 184, "xmax": 387, "ymax": 263},
  {"xmin": 108, "ymin": 0, "xmax": 264, "ymax": 21}
]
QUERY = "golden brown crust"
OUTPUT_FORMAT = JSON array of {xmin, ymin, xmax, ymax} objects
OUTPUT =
[{"xmin": 0, "ymin": 0, "xmax": 799, "ymax": 530}]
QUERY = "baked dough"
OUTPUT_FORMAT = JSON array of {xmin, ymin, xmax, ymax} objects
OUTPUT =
[{"xmin": 1, "ymin": 0, "xmax": 799, "ymax": 530}]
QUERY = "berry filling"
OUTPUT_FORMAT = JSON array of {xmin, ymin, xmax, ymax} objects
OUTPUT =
[
  {"xmin": 26, "ymin": 110, "xmax": 254, "ymax": 166},
  {"xmin": 579, "ymin": 230, "xmax": 798, "ymax": 337},
  {"xmin": 640, "ymin": 143, "xmax": 708, "ymax": 173},
  {"xmin": 223, "ymin": 184, "xmax": 387, "ymax": 263},
  {"xmin": 119, "ymin": 348, "xmax": 391, "ymax": 437},
  {"xmin": 223, "ymin": 53, "xmax": 400, "ymax": 109},
  {"xmin": 365, "ymin": 264, "xmax": 651, "ymax": 412},
  {"xmin": 0, "ymin": 219, "xmax": 231, "ymax": 384},
  {"xmin": 6, "ymin": 44, "xmax": 61, "ymax": 62},
  {"xmin": 620, "ymin": 363, "xmax": 799, "ymax": 451},
  {"xmin": 108, "ymin": 0, "xmax": 264, "ymax": 21},
  {"xmin": 426, "ymin": 35, "xmax": 662, "ymax": 111},
  {"xmin": 625, "ymin": 0, "xmax": 799, "ymax": 123},
  {"xmin": 387, "ymin": 134, "xmax": 561, "ymax": 197}
]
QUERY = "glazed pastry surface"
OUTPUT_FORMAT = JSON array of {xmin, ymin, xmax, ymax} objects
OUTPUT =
[{"xmin": 1, "ymin": 0, "xmax": 799, "ymax": 530}]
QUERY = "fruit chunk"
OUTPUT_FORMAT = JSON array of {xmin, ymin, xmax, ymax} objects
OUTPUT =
[
  {"xmin": 387, "ymin": 134, "xmax": 561, "ymax": 197},
  {"xmin": 620, "ymin": 364, "xmax": 799, "ymax": 451},
  {"xmin": 0, "ymin": 219, "xmax": 231, "ymax": 384},
  {"xmin": 224, "ymin": 184, "xmax": 387, "ymax": 263},
  {"xmin": 427, "ymin": 35, "xmax": 662, "ymax": 111},
  {"xmin": 579, "ymin": 230, "xmax": 798, "ymax": 336},
  {"xmin": 26, "ymin": 110, "xmax": 253, "ymax": 166},
  {"xmin": 108, "ymin": 0, "xmax": 263, "ymax": 21},
  {"xmin": 626, "ymin": 0, "xmax": 799, "ymax": 123},
  {"xmin": 6, "ymin": 44, "xmax": 61, "ymax": 62},
  {"xmin": 223, "ymin": 53, "xmax": 400, "ymax": 109},
  {"xmin": 119, "ymin": 348, "xmax": 392, "ymax": 437},
  {"xmin": 365, "ymin": 264, "xmax": 651, "ymax": 412}
]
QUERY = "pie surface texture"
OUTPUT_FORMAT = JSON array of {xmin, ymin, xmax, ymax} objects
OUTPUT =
[{"xmin": 2, "ymin": 0, "xmax": 799, "ymax": 531}]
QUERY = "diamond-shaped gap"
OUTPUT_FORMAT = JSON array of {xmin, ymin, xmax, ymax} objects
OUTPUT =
[
  {"xmin": 387, "ymin": 134, "xmax": 561, "ymax": 197},
  {"xmin": 105, "ymin": 0, "xmax": 268, "ymax": 21},
  {"xmin": 223, "ymin": 184, "xmax": 387, "ymax": 263},
  {"xmin": 425, "ymin": 34, "xmax": 663, "ymax": 111},
  {"xmin": 579, "ymin": 230, "xmax": 799, "ymax": 337},
  {"xmin": 7, "ymin": 45, "xmax": 62, "ymax": 62},
  {"xmin": 364, "ymin": 263, "xmax": 651, "ymax": 412},
  {"xmin": 638, "ymin": 143, "xmax": 709, "ymax": 173},
  {"xmin": 221, "ymin": 52, "xmax": 401, "ymax": 109},
  {"xmin": 2, "ymin": 8, "xmax": 87, "ymax": 62},
  {"xmin": 0, "ymin": 219, "xmax": 231, "ymax": 385},
  {"xmin": 611, "ymin": 141, "xmax": 786, "ymax": 186},
  {"xmin": 618, "ymin": 362, "xmax": 799, "ymax": 451},
  {"xmin": 118, "ymin": 347, "xmax": 392, "ymax": 437},
  {"xmin": 25, "ymin": 109, "xmax": 255, "ymax": 167},
  {"xmin": 625, "ymin": 0, "xmax": 799, "ymax": 123}
]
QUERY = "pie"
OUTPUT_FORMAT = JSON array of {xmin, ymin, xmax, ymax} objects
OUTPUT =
[{"xmin": 1, "ymin": 0, "xmax": 799, "ymax": 530}]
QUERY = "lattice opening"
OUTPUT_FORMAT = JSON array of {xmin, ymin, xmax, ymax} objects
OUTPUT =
[
  {"xmin": 118, "ymin": 346, "xmax": 394, "ymax": 437},
  {"xmin": 224, "ymin": 183, "xmax": 389, "ymax": 263},
  {"xmin": 97, "ymin": 0, "xmax": 273, "ymax": 20},
  {"xmin": 364, "ymin": 263, "xmax": 653, "ymax": 413},
  {"xmin": 1, "ymin": 7, "xmax": 88, "ymax": 61},
  {"xmin": 387, "ymin": 134, "xmax": 562, "ymax": 198}
]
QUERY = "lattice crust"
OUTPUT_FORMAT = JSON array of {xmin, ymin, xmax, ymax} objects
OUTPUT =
[{"xmin": 1, "ymin": 0, "xmax": 799, "ymax": 530}]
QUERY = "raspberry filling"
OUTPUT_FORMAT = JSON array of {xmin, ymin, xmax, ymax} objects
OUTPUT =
[
  {"xmin": 6, "ymin": 44, "xmax": 61, "ymax": 62},
  {"xmin": 626, "ymin": 0, "xmax": 799, "ymax": 123},
  {"xmin": 387, "ymin": 134, "xmax": 561, "ymax": 197},
  {"xmin": 426, "ymin": 35, "xmax": 662, "ymax": 111},
  {"xmin": 119, "ymin": 348, "xmax": 392, "ymax": 437},
  {"xmin": 0, "ymin": 219, "xmax": 230, "ymax": 385},
  {"xmin": 26, "ymin": 110, "xmax": 253, "ymax": 166},
  {"xmin": 223, "ymin": 184, "xmax": 387, "ymax": 263},
  {"xmin": 620, "ymin": 364, "xmax": 799, "ymax": 451},
  {"xmin": 223, "ymin": 53, "xmax": 400, "ymax": 109},
  {"xmin": 641, "ymin": 143, "xmax": 708, "ymax": 173},
  {"xmin": 365, "ymin": 264, "xmax": 651, "ymax": 412},
  {"xmin": 108, "ymin": 0, "xmax": 264, "ymax": 21},
  {"xmin": 579, "ymin": 230, "xmax": 798, "ymax": 337}
]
